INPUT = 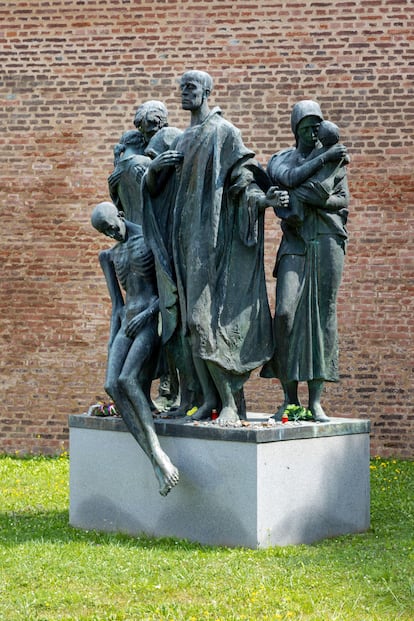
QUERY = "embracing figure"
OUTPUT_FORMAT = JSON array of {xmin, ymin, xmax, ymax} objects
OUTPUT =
[{"xmin": 262, "ymin": 100, "xmax": 350, "ymax": 422}]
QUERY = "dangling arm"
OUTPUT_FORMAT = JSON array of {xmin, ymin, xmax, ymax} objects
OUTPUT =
[{"xmin": 99, "ymin": 248, "xmax": 124, "ymax": 347}]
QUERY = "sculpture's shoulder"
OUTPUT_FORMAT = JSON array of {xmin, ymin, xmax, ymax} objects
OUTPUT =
[
  {"xmin": 267, "ymin": 146, "xmax": 296, "ymax": 181},
  {"xmin": 127, "ymin": 228, "xmax": 147, "ymax": 252},
  {"xmin": 125, "ymin": 154, "xmax": 152, "ymax": 173},
  {"xmin": 159, "ymin": 125, "xmax": 182, "ymax": 143},
  {"xmin": 213, "ymin": 111, "xmax": 241, "ymax": 139},
  {"xmin": 268, "ymin": 146, "xmax": 295, "ymax": 168},
  {"xmin": 200, "ymin": 107, "xmax": 235, "ymax": 136},
  {"xmin": 145, "ymin": 126, "xmax": 183, "ymax": 157},
  {"xmin": 207, "ymin": 110, "xmax": 255, "ymax": 167}
]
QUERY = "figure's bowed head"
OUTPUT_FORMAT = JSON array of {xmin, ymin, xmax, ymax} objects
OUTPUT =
[
  {"xmin": 91, "ymin": 202, "xmax": 126, "ymax": 242},
  {"xmin": 133, "ymin": 100, "xmax": 169, "ymax": 143}
]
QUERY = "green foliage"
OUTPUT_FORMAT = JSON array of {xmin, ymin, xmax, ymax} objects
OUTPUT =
[
  {"xmin": 283, "ymin": 405, "xmax": 313, "ymax": 421},
  {"xmin": 0, "ymin": 454, "xmax": 413, "ymax": 620}
]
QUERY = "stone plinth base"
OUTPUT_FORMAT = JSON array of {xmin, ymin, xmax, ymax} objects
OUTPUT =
[{"xmin": 69, "ymin": 414, "xmax": 370, "ymax": 548}]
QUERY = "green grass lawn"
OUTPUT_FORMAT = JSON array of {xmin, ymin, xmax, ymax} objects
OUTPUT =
[{"xmin": 0, "ymin": 453, "xmax": 412, "ymax": 621}]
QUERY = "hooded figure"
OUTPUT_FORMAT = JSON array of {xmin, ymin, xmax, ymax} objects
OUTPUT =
[{"xmin": 262, "ymin": 100, "xmax": 350, "ymax": 422}]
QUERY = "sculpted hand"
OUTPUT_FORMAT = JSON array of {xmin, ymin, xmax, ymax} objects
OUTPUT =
[
  {"xmin": 125, "ymin": 312, "xmax": 148, "ymax": 339},
  {"xmin": 108, "ymin": 169, "xmax": 122, "ymax": 189},
  {"xmin": 323, "ymin": 144, "xmax": 348, "ymax": 163},
  {"xmin": 265, "ymin": 186, "xmax": 290, "ymax": 210},
  {"xmin": 134, "ymin": 163, "xmax": 147, "ymax": 180},
  {"xmin": 145, "ymin": 152, "xmax": 183, "ymax": 196},
  {"xmin": 148, "ymin": 150, "xmax": 184, "ymax": 173}
]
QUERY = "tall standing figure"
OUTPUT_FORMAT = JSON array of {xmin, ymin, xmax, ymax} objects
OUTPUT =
[
  {"xmin": 143, "ymin": 70, "xmax": 289, "ymax": 424},
  {"xmin": 91, "ymin": 202, "xmax": 179, "ymax": 496},
  {"xmin": 262, "ymin": 100, "xmax": 350, "ymax": 421}
]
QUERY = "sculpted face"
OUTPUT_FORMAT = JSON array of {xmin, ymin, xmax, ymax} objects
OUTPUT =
[
  {"xmin": 135, "ymin": 111, "xmax": 162, "ymax": 142},
  {"xmin": 297, "ymin": 116, "xmax": 321, "ymax": 149},
  {"xmin": 180, "ymin": 77, "xmax": 205, "ymax": 111},
  {"xmin": 133, "ymin": 101, "xmax": 167, "ymax": 143},
  {"xmin": 101, "ymin": 212, "xmax": 126, "ymax": 242},
  {"xmin": 318, "ymin": 120, "xmax": 340, "ymax": 148}
]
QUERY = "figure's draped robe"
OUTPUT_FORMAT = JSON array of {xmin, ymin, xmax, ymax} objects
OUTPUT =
[
  {"xmin": 263, "ymin": 146, "xmax": 348, "ymax": 383},
  {"xmin": 143, "ymin": 107, "xmax": 273, "ymax": 378}
]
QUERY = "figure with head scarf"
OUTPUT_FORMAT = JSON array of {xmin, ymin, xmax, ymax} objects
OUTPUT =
[
  {"xmin": 261, "ymin": 101, "xmax": 350, "ymax": 422},
  {"xmin": 276, "ymin": 119, "xmax": 350, "ymax": 225}
]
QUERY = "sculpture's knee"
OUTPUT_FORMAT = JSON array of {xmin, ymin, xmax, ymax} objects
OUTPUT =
[
  {"xmin": 105, "ymin": 378, "xmax": 121, "ymax": 402},
  {"xmin": 118, "ymin": 372, "xmax": 137, "ymax": 399}
]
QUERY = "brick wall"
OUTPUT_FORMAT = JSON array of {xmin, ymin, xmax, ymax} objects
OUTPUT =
[{"xmin": 1, "ymin": 0, "xmax": 412, "ymax": 458}]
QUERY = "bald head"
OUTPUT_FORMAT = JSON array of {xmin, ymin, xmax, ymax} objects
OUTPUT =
[
  {"xmin": 91, "ymin": 202, "xmax": 118, "ymax": 231},
  {"xmin": 91, "ymin": 202, "xmax": 127, "ymax": 243},
  {"xmin": 180, "ymin": 70, "xmax": 213, "ymax": 95}
]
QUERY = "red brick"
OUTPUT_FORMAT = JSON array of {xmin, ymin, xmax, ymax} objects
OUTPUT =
[{"xmin": 0, "ymin": 0, "xmax": 412, "ymax": 459}]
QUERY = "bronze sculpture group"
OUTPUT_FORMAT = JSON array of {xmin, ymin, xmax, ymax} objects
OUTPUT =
[{"xmin": 91, "ymin": 72, "xmax": 349, "ymax": 496}]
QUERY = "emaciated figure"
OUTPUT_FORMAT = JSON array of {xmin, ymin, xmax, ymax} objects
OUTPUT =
[
  {"xmin": 143, "ymin": 70, "xmax": 289, "ymax": 424},
  {"xmin": 262, "ymin": 100, "xmax": 349, "ymax": 421},
  {"xmin": 91, "ymin": 202, "xmax": 179, "ymax": 495}
]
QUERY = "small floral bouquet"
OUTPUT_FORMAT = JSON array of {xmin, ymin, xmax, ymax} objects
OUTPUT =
[
  {"xmin": 87, "ymin": 400, "xmax": 119, "ymax": 417},
  {"xmin": 283, "ymin": 404, "xmax": 313, "ymax": 422}
]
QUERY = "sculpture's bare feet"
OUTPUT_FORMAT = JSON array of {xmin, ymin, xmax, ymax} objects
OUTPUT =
[
  {"xmin": 310, "ymin": 403, "xmax": 330, "ymax": 422},
  {"xmin": 218, "ymin": 406, "xmax": 241, "ymax": 425},
  {"xmin": 190, "ymin": 403, "xmax": 215, "ymax": 421},
  {"xmin": 154, "ymin": 464, "xmax": 168, "ymax": 492},
  {"xmin": 154, "ymin": 454, "xmax": 179, "ymax": 496},
  {"xmin": 158, "ymin": 464, "xmax": 179, "ymax": 496}
]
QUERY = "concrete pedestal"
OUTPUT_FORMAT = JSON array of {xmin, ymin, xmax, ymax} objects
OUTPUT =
[{"xmin": 69, "ymin": 414, "xmax": 370, "ymax": 548}]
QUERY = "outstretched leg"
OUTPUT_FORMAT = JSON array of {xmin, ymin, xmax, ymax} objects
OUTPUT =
[
  {"xmin": 120, "ymin": 333, "xmax": 179, "ymax": 495},
  {"xmin": 105, "ymin": 333, "xmax": 153, "ymax": 461},
  {"xmin": 107, "ymin": 330, "xmax": 179, "ymax": 495}
]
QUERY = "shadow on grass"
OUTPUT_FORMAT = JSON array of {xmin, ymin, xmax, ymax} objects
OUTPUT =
[
  {"xmin": 1, "ymin": 505, "xmax": 373, "ymax": 553},
  {"xmin": 0, "ymin": 509, "xmax": 217, "ymax": 551},
  {"xmin": 1, "ymin": 498, "xmax": 411, "ymax": 553}
]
